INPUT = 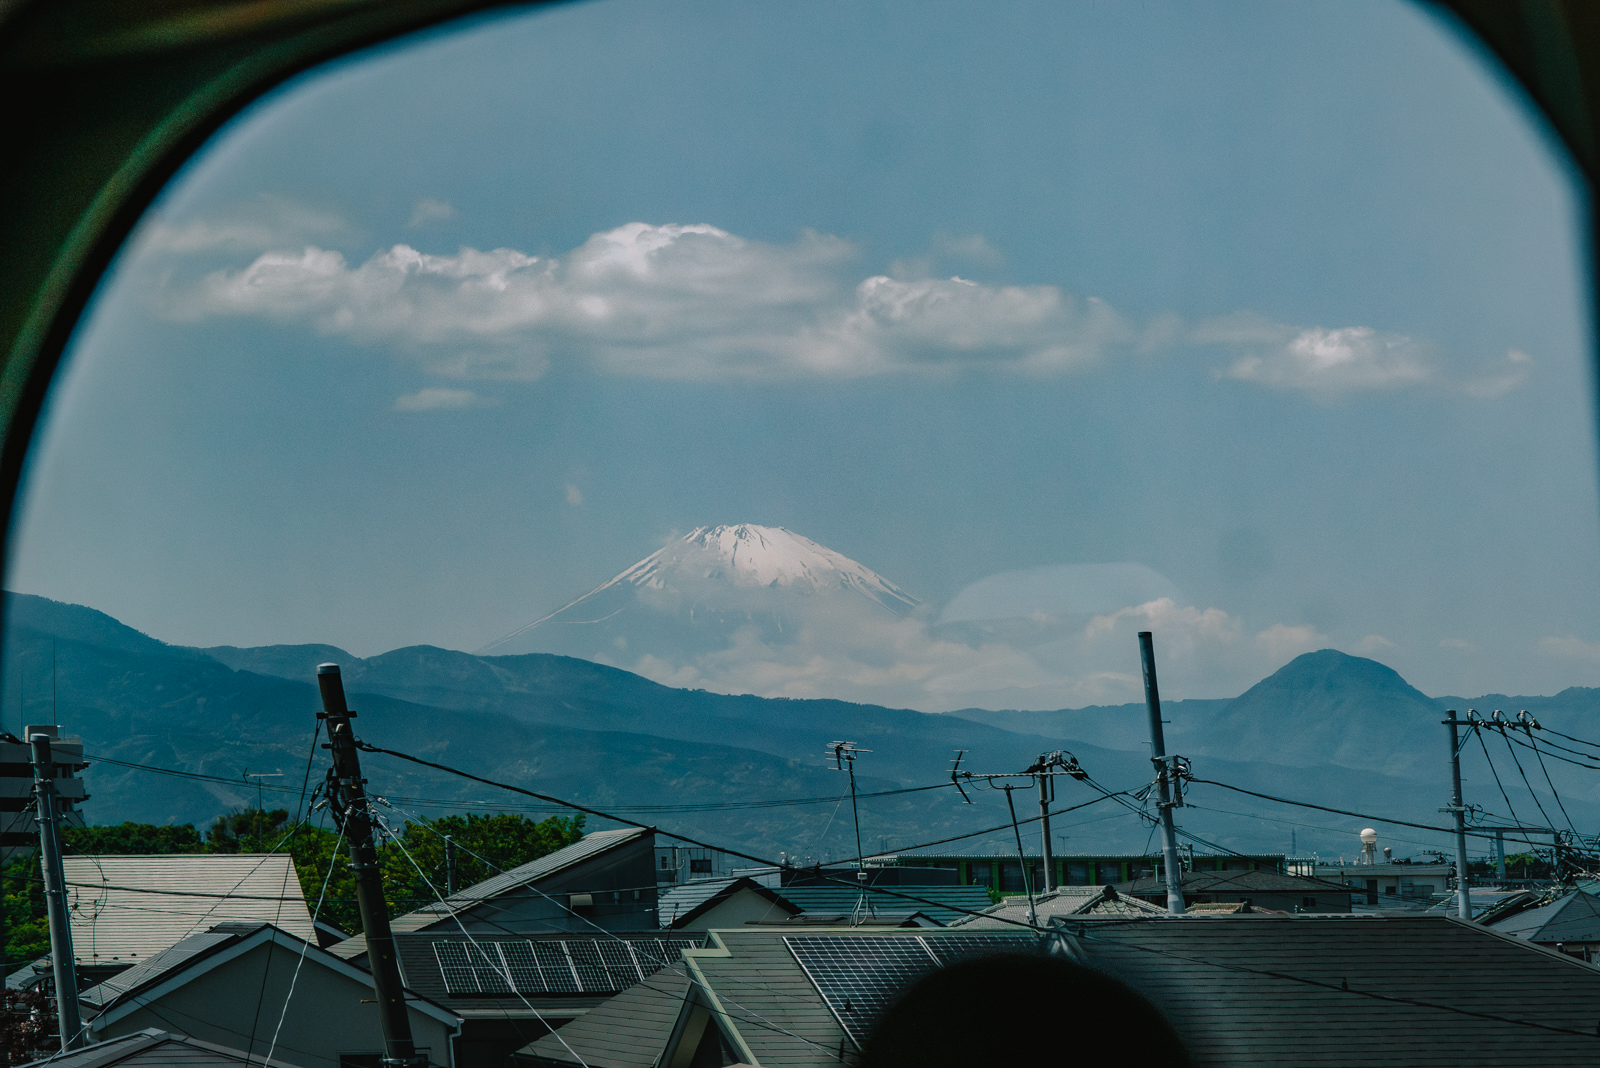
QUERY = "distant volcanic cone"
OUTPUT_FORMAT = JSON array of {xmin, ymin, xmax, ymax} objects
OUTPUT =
[{"xmin": 479, "ymin": 524, "xmax": 920, "ymax": 662}]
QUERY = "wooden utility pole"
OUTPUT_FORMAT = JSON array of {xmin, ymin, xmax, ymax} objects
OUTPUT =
[
  {"xmin": 317, "ymin": 664, "xmax": 428, "ymax": 1068},
  {"xmin": 30, "ymin": 733, "xmax": 80, "ymax": 1051}
]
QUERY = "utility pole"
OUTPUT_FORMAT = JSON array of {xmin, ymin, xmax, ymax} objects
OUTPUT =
[
  {"xmin": 30, "ymin": 733, "xmax": 81, "ymax": 1051},
  {"xmin": 445, "ymin": 835, "xmax": 457, "ymax": 897},
  {"xmin": 1037, "ymin": 767, "xmax": 1054, "ymax": 895},
  {"xmin": 318, "ymin": 664, "xmax": 427, "ymax": 1068},
  {"xmin": 1442, "ymin": 711, "xmax": 1473, "ymax": 920},
  {"xmin": 1139, "ymin": 632, "xmax": 1186, "ymax": 916}
]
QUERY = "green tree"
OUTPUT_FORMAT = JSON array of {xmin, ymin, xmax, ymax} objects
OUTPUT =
[
  {"xmin": 205, "ymin": 808, "xmax": 291, "ymax": 853},
  {"xmin": 0, "ymin": 810, "xmax": 590, "ymax": 946},
  {"xmin": 63, "ymin": 822, "xmax": 204, "ymax": 855}
]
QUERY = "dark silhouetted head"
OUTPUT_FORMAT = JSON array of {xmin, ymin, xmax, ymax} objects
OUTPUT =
[{"xmin": 860, "ymin": 952, "xmax": 1191, "ymax": 1068}]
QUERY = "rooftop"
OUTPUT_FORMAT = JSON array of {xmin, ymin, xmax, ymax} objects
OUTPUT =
[{"xmin": 62, "ymin": 854, "xmax": 315, "ymax": 966}]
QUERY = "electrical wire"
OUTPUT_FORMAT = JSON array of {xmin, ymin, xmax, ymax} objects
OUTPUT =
[
  {"xmin": 1186, "ymin": 779, "xmax": 1555, "ymax": 851},
  {"xmin": 1494, "ymin": 728, "xmax": 1562, "ymax": 845},
  {"xmin": 263, "ymin": 824, "xmax": 344, "ymax": 1068},
  {"xmin": 1473, "ymin": 728, "xmax": 1529, "ymax": 836}
]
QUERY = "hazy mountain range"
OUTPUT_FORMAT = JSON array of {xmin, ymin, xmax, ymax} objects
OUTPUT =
[{"xmin": 4, "ymin": 587, "xmax": 1599, "ymax": 863}]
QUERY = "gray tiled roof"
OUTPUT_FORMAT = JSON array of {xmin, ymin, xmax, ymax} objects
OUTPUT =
[
  {"xmin": 62, "ymin": 855, "xmax": 315, "ymax": 966},
  {"xmin": 516, "ymin": 966, "xmax": 692, "ymax": 1067},
  {"xmin": 1067, "ymin": 915, "xmax": 1600, "ymax": 1065},
  {"xmin": 570, "ymin": 916, "xmax": 1600, "ymax": 1067},
  {"xmin": 394, "ymin": 827, "xmax": 649, "ymax": 930},
  {"xmin": 17, "ymin": 1027, "xmax": 303, "ymax": 1067},
  {"xmin": 1488, "ymin": 890, "xmax": 1600, "ymax": 943},
  {"xmin": 956, "ymin": 887, "xmax": 1162, "ymax": 928},
  {"xmin": 657, "ymin": 878, "xmax": 738, "ymax": 926},
  {"xmin": 79, "ymin": 930, "xmax": 239, "ymax": 1010},
  {"xmin": 771, "ymin": 884, "xmax": 993, "ymax": 926}
]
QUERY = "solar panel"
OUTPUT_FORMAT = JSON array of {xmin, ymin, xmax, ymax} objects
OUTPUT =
[
  {"xmin": 497, "ymin": 940, "xmax": 545, "ymax": 993},
  {"xmin": 432, "ymin": 941, "xmax": 513, "ymax": 994},
  {"xmin": 433, "ymin": 941, "xmax": 479, "ymax": 995},
  {"xmin": 566, "ymin": 940, "xmax": 614, "ymax": 992},
  {"xmin": 594, "ymin": 940, "xmax": 644, "ymax": 987},
  {"xmin": 785, "ymin": 936, "xmax": 940, "ymax": 1046},
  {"xmin": 534, "ymin": 941, "xmax": 580, "ymax": 993},
  {"xmin": 432, "ymin": 935, "xmax": 708, "ymax": 998},
  {"xmin": 919, "ymin": 932, "xmax": 1039, "ymax": 967}
]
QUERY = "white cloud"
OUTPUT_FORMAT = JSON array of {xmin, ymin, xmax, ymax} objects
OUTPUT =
[
  {"xmin": 407, "ymin": 198, "xmax": 457, "ymax": 228},
  {"xmin": 168, "ymin": 223, "xmax": 1128, "ymax": 381},
  {"xmin": 393, "ymin": 387, "xmax": 488, "ymax": 411},
  {"xmin": 565, "ymin": 483, "xmax": 584, "ymax": 507},
  {"xmin": 609, "ymin": 591, "xmax": 1343, "ymax": 712},
  {"xmin": 1538, "ymin": 635, "xmax": 1600, "ymax": 662},
  {"xmin": 1215, "ymin": 323, "xmax": 1434, "ymax": 398},
  {"xmin": 131, "ymin": 198, "xmax": 345, "ymax": 256},
  {"xmin": 149, "ymin": 218, "xmax": 1528, "ymax": 400}
]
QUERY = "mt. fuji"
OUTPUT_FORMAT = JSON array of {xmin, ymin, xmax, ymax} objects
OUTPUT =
[{"xmin": 480, "ymin": 525, "xmax": 921, "ymax": 666}]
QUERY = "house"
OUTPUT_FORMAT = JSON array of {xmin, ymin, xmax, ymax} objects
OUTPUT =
[
  {"xmin": 510, "ymin": 964, "xmax": 697, "ymax": 1068},
  {"xmin": 955, "ymin": 885, "xmax": 1163, "ymax": 928},
  {"xmin": 324, "ymin": 827, "xmax": 667, "ymax": 1066},
  {"xmin": 514, "ymin": 916, "xmax": 1600, "ymax": 1067},
  {"xmin": 18, "ymin": 1027, "xmax": 311, "ymax": 1067},
  {"xmin": 659, "ymin": 877, "xmax": 801, "ymax": 929},
  {"xmin": 888, "ymin": 851, "xmax": 1285, "ymax": 894},
  {"xmin": 75, "ymin": 922, "xmax": 460, "ymax": 1068},
  {"xmin": 367, "ymin": 928, "xmax": 702, "ymax": 1067},
  {"xmin": 1312, "ymin": 860, "xmax": 1455, "ymax": 904},
  {"xmin": 1117, "ymin": 868, "xmax": 1353, "ymax": 913},
  {"xmin": 8, "ymin": 854, "xmax": 318, "ymax": 988},
  {"xmin": 333, "ymin": 828, "xmax": 658, "ymax": 954},
  {"xmin": 659, "ymin": 875, "xmax": 993, "ymax": 929},
  {"xmin": 513, "ymin": 927, "xmax": 1039, "ymax": 1068},
  {"xmin": 1482, "ymin": 889, "xmax": 1600, "ymax": 962}
]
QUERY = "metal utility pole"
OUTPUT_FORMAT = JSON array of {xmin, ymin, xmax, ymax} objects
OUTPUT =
[
  {"xmin": 1442, "ymin": 711, "xmax": 1473, "ymax": 920},
  {"xmin": 1138, "ymin": 632, "xmax": 1186, "ymax": 916},
  {"xmin": 30, "ymin": 733, "xmax": 81, "ymax": 1050},
  {"xmin": 445, "ymin": 835, "xmax": 457, "ymax": 897},
  {"xmin": 317, "ymin": 664, "xmax": 427, "ymax": 1068}
]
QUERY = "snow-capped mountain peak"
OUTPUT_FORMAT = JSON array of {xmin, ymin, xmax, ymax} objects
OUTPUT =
[
  {"xmin": 480, "ymin": 524, "xmax": 919, "ymax": 655},
  {"xmin": 618, "ymin": 524, "xmax": 918, "ymax": 608}
]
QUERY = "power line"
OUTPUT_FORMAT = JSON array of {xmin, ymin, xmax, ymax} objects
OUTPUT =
[{"xmin": 1186, "ymin": 778, "xmax": 1554, "ymax": 851}]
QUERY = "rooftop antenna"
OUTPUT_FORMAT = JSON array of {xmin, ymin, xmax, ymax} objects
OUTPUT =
[
  {"xmin": 950, "ymin": 750, "xmax": 1087, "ymax": 928},
  {"xmin": 829, "ymin": 741, "xmax": 872, "ymax": 919},
  {"xmin": 241, "ymin": 769, "xmax": 284, "ymax": 852}
]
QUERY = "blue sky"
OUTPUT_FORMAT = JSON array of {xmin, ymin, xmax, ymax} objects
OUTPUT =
[{"xmin": 8, "ymin": 0, "xmax": 1599, "ymax": 710}]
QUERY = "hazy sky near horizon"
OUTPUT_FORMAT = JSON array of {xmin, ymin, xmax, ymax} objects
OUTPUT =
[{"xmin": 8, "ymin": 0, "xmax": 1600, "ymax": 710}]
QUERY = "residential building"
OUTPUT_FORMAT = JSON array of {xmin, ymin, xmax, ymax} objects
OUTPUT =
[
  {"xmin": 9, "ymin": 854, "xmax": 318, "ymax": 988},
  {"xmin": 1312, "ymin": 860, "xmax": 1454, "ymax": 904},
  {"xmin": 515, "ymin": 915, "xmax": 1600, "ymax": 1067},
  {"xmin": 1116, "ymin": 869, "xmax": 1354, "ymax": 913},
  {"xmin": 955, "ymin": 885, "xmax": 1163, "ymax": 928},
  {"xmin": 1482, "ymin": 889, "xmax": 1600, "ymax": 962},
  {"xmin": 19, "ymin": 1027, "xmax": 311, "ymax": 1068},
  {"xmin": 75, "ymin": 922, "xmax": 460, "ymax": 1068},
  {"xmin": 658, "ymin": 875, "xmax": 993, "ymax": 929},
  {"xmin": 327, "ymin": 829, "xmax": 678, "ymax": 1067},
  {"xmin": 888, "ymin": 851, "xmax": 1284, "ymax": 894}
]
